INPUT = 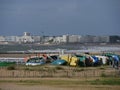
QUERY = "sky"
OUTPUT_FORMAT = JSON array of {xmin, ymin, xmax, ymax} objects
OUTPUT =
[{"xmin": 0, "ymin": 0, "xmax": 120, "ymax": 36}]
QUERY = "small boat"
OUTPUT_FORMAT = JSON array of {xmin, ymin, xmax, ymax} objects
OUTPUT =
[
  {"xmin": 102, "ymin": 53, "xmax": 120, "ymax": 69},
  {"xmin": 92, "ymin": 56, "xmax": 101, "ymax": 66},
  {"xmin": 60, "ymin": 55, "xmax": 78, "ymax": 66},
  {"xmin": 0, "ymin": 62, "xmax": 15, "ymax": 67},
  {"xmin": 75, "ymin": 54, "xmax": 86, "ymax": 67},
  {"xmin": 95, "ymin": 55, "xmax": 108, "ymax": 65},
  {"xmin": 51, "ymin": 59, "xmax": 67, "ymax": 65},
  {"xmin": 25, "ymin": 57, "xmax": 45, "ymax": 66}
]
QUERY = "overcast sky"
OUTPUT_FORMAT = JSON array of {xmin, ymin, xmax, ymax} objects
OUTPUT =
[{"xmin": 0, "ymin": 0, "xmax": 120, "ymax": 36}]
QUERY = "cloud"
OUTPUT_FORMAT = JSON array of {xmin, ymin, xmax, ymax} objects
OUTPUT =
[{"xmin": 0, "ymin": 0, "xmax": 120, "ymax": 35}]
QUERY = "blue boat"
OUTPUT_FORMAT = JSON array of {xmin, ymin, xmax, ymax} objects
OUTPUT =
[{"xmin": 51, "ymin": 59, "xmax": 67, "ymax": 65}]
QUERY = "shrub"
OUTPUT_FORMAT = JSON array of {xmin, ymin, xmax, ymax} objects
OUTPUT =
[
  {"xmin": 76, "ymin": 68, "xmax": 85, "ymax": 72},
  {"xmin": 7, "ymin": 65, "xmax": 15, "ymax": 70},
  {"xmin": 99, "ymin": 67, "xmax": 105, "ymax": 70},
  {"xmin": 55, "ymin": 66, "xmax": 64, "ymax": 70},
  {"xmin": 100, "ymin": 72, "xmax": 107, "ymax": 77},
  {"xmin": 24, "ymin": 67, "xmax": 30, "ymax": 70}
]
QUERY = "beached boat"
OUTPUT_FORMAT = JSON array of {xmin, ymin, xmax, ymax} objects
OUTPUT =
[
  {"xmin": 25, "ymin": 57, "xmax": 45, "ymax": 66},
  {"xmin": 0, "ymin": 62, "xmax": 15, "ymax": 66},
  {"xmin": 102, "ymin": 53, "xmax": 120, "ymax": 69},
  {"xmin": 60, "ymin": 55, "xmax": 78, "ymax": 66},
  {"xmin": 51, "ymin": 59, "xmax": 67, "ymax": 65},
  {"xmin": 95, "ymin": 55, "xmax": 108, "ymax": 65},
  {"xmin": 75, "ymin": 55, "xmax": 86, "ymax": 67}
]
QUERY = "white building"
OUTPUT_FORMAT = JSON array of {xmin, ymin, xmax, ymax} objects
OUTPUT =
[
  {"xmin": 5, "ymin": 36, "xmax": 17, "ymax": 42},
  {"xmin": 24, "ymin": 32, "xmax": 30, "ymax": 36},
  {"xmin": 53, "ymin": 35, "xmax": 81, "ymax": 44},
  {"xmin": 21, "ymin": 32, "xmax": 34, "ymax": 43},
  {"xmin": 0, "ymin": 36, "xmax": 5, "ymax": 41},
  {"xmin": 62, "ymin": 35, "xmax": 69, "ymax": 43},
  {"xmin": 53, "ymin": 35, "xmax": 69, "ymax": 44},
  {"xmin": 54, "ymin": 36, "xmax": 63, "ymax": 44},
  {"xmin": 80, "ymin": 35, "xmax": 95, "ymax": 43},
  {"xmin": 100, "ymin": 36, "xmax": 109, "ymax": 43},
  {"xmin": 68, "ymin": 35, "xmax": 81, "ymax": 43},
  {"xmin": 32, "ymin": 36, "xmax": 42, "ymax": 42},
  {"xmin": 93, "ymin": 36, "xmax": 109, "ymax": 43},
  {"xmin": 15, "ymin": 36, "xmax": 22, "ymax": 43}
]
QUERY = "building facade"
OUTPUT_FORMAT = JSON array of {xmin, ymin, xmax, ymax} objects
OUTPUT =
[{"xmin": 0, "ymin": 32, "xmax": 120, "ymax": 44}]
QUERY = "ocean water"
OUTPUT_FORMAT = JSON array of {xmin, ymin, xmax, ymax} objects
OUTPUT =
[{"xmin": 0, "ymin": 44, "xmax": 120, "ymax": 53}]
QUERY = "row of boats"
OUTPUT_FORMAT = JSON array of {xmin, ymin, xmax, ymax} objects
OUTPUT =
[{"xmin": 25, "ymin": 53, "xmax": 120, "ymax": 68}]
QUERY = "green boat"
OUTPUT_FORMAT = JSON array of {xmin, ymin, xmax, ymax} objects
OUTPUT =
[{"xmin": 0, "ymin": 62, "xmax": 15, "ymax": 67}]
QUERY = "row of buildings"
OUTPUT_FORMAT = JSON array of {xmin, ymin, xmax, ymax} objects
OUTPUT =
[{"xmin": 0, "ymin": 32, "xmax": 120, "ymax": 44}]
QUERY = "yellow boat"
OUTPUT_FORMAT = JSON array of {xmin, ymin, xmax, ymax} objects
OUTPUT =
[{"xmin": 60, "ymin": 55, "xmax": 78, "ymax": 66}]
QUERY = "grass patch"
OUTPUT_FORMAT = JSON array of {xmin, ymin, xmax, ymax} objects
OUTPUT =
[
  {"xmin": 89, "ymin": 78, "xmax": 120, "ymax": 85},
  {"xmin": 0, "ymin": 79, "xmax": 86, "ymax": 86},
  {"xmin": 0, "ymin": 77, "xmax": 120, "ymax": 86},
  {"xmin": 19, "ymin": 79, "xmax": 85, "ymax": 86}
]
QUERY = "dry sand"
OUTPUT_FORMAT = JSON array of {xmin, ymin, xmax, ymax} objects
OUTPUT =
[{"xmin": 0, "ymin": 82, "xmax": 120, "ymax": 90}]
